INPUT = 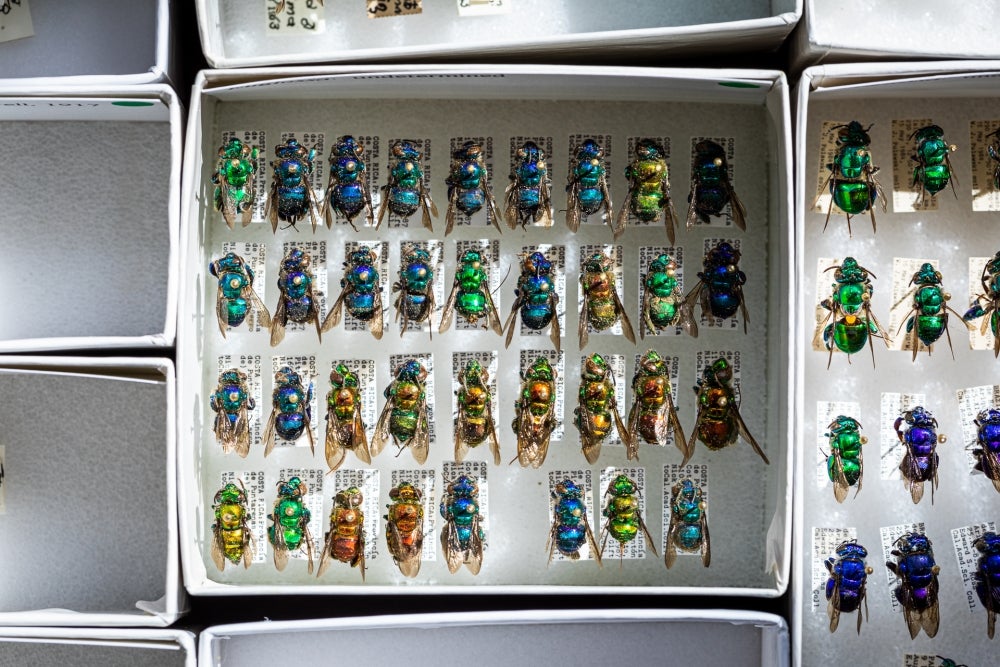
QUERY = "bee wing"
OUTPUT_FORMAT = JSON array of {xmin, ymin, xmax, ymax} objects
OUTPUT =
[
  {"xmin": 854, "ymin": 444, "xmax": 864, "ymax": 498},
  {"xmin": 359, "ymin": 175, "xmax": 375, "ymax": 229},
  {"xmin": 611, "ymin": 281, "xmax": 637, "ymax": 345},
  {"xmin": 726, "ymin": 181, "xmax": 747, "ymax": 231},
  {"xmin": 316, "ymin": 525, "xmax": 336, "ymax": 578},
  {"xmin": 305, "ymin": 283, "xmax": 323, "ymax": 343},
  {"xmin": 486, "ymin": 395, "xmax": 502, "ymax": 466},
  {"xmin": 612, "ymin": 403, "xmax": 633, "ymax": 461},
  {"xmin": 664, "ymin": 514, "xmax": 678, "ymax": 569},
  {"xmin": 484, "ymin": 285, "xmax": 504, "ymax": 336},
  {"xmin": 441, "ymin": 518, "xmax": 463, "ymax": 574},
  {"xmin": 683, "ymin": 406, "xmax": 705, "ymax": 468},
  {"xmin": 453, "ymin": 406, "xmax": 471, "ymax": 464},
  {"xmin": 388, "ymin": 518, "xmax": 423, "ymax": 578},
  {"xmin": 578, "ymin": 283, "xmax": 590, "ymax": 351},
  {"xmin": 982, "ymin": 448, "xmax": 1000, "ymax": 493},
  {"xmin": 625, "ymin": 400, "xmax": 641, "ymax": 461},
  {"xmin": 242, "ymin": 516, "xmax": 255, "ymax": 569},
  {"xmin": 219, "ymin": 184, "xmax": 238, "ymax": 230},
  {"xmin": 637, "ymin": 511, "xmax": 658, "ymax": 557},
  {"xmin": 262, "ymin": 407, "xmax": 278, "ymax": 458},
  {"xmin": 583, "ymin": 510, "xmax": 602, "ymax": 567},
  {"xmin": 419, "ymin": 181, "xmax": 436, "ymax": 232},
  {"xmin": 986, "ymin": 572, "xmax": 998, "ymax": 639},
  {"xmin": 439, "ymin": 280, "xmax": 460, "ymax": 334},
  {"xmin": 215, "ymin": 287, "xmax": 230, "ymax": 337},
  {"xmin": 375, "ymin": 183, "xmax": 390, "ymax": 230},
  {"xmin": 578, "ymin": 406, "xmax": 603, "ymax": 465},
  {"xmin": 549, "ymin": 291, "xmax": 562, "ymax": 354},
  {"xmin": 546, "ymin": 511, "xmax": 559, "ymax": 566},
  {"xmin": 832, "ymin": 449, "xmax": 850, "ymax": 503},
  {"xmin": 700, "ymin": 509, "xmax": 711, "ymax": 567},
  {"xmin": 369, "ymin": 281, "xmax": 385, "ymax": 341},
  {"xmin": 503, "ymin": 293, "xmax": 524, "ymax": 350},
  {"xmin": 324, "ymin": 411, "xmax": 348, "ymax": 473},
  {"xmin": 612, "ymin": 197, "xmax": 630, "ymax": 241},
  {"xmin": 246, "ymin": 287, "xmax": 272, "ymax": 329},
  {"xmin": 211, "ymin": 523, "xmax": 227, "ymax": 572},
  {"xmin": 565, "ymin": 180, "xmax": 581, "ymax": 233},
  {"xmin": 662, "ymin": 184, "xmax": 679, "ymax": 246},
  {"xmin": 864, "ymin": 304, "xmax": 891, "ymax": 348},
  {"xmin": 444, "ymin": 185, "xmax": 459, "ymax": 237},
  {"xmin": 408, "ymin": 396, "xmax": 430, "ymax": 465},
  {"xmin": 827, "ymin": 579, "xmax": 843, "ymax": 633},
  {"xmin": 269, "ymin": 297, "xmax": 287, "ymax": 347},
  {"xmin": 600, "ymin": 178, "xmax": 614, "ymax": 225},
  {"xmin": 733, "ymin": 393, "xmax": 769, "ymax": 465},
  {"xmin": 666, "ymin": 392, "xmax": 688, "ymax": 460},
  {"xmin": 271, "ymin": 505, "xmax": 289, "ymax": 572},
  {"xmin": 232, "ymin": 404, "xmax": 252, "ymax": 458},
  {"xmin": 304, "ymin": 178, "xmax": 321, "ymax": 233},
  {"xmin": 539, "ymin": 178, "xmax": 554, "ymax": 227},
  {"xmin": 304, "ymin": 407, "xmax": 316, "ymax": 457},
  {"xmin": 465, "ymin": 515, "xmax": 484, "ymax": 575},
  {"xmin": 681, "ymin": 281, "xmax": 704, "ymax": 338},
  {"xmin": 355, "ymin": 530, "xmax": 367, "ymax": 582},
  {"xmin": 685, "ymin": 181, "xmax": 701, "ymax": 232},
  {"xmin": 735, "ymin": 282, "xmax": 751, "ymax": 334},
  {"xmin": 303, "ymin": 524, "xmax": 315, "ymax": 575},
  {"xmin": 370, "ymin": 389, "xmax": 395, "ymax": 459},
  {"xmin": 639, "ymin": 278, "xmax": 654, "ymax": 340},
  {"xmin": 503, "ymin": 179, "xmax": 519, "ymax": 230},
  {"xmin": 870, "ymin": 171, "xmax": 888, "ymax": 214},
  {"xmin": 321, "ymin": 172, "xmax": 337, "ymax": 230},
  {"xmin": 320, "ymin": 284, "xmax": 349, "ymax": 333},
  {"xmin": 264, "ymin": 180, "xmax": 280, "ymax": 233},
  {"xmin": 482, "ymin": 167, "xmax": 504, "ymax": 234}
]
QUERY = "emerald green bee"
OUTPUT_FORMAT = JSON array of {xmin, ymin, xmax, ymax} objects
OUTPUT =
[
  {"xmin": 213, "ymin": 138, "xmax": 259, "ymax": 229},
  {"xmin": 268, "ymin": 476, "xmax": 314, "ymax": 573},
  {"xmin": 640, "ymin": 253, "xmax": 695, "ymax": 338},
  {"xmin": 825, "ymin": 415, "xmax": 866, "ymax": 503},
  {"xmin": 439, "ymin": 249, "xmax": 503, "ymax": 335},
  {"xmin": 578, "ymin": 251, "xmax": 635, "ymax": 351},
  {"xmin": 910, "ymin": 125, "xmax": 957, "ymax": 203},
  {"xmin": 819, "ymin": 257, "xmax": 889, "ymax": 367},
  {"xmin": 599, "ymin": 473, "xmax": 657, "ymax": 562},
  {"xmin": 893, "ymin": 262, "xmax": 967, "ymax": 360}
]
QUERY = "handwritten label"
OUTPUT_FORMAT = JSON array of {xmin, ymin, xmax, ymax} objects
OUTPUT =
[
  {"xmin": 0, "ymin": 0, "xmax": 33, "ymax": 44},
  {"xmin": 267, "ymin": 0, "xmax": 325, "ymax": 34},
  {"xmin": 956, "ymin": 384, "xmax": 1000, "ymax": 471},
  {"xmin": 368, "ymin": 0, "xmax": 423, "ymax": 18}
]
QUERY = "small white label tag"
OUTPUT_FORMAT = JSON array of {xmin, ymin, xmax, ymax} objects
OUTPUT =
[
  {"xmin": 0, "ymin": 0, "xmax": 33, "ymax": 44},
  {"xmin": 955, "ymin": 384, "xmax": 1000, "ymax": 472},
  {"xmin": 457, "ymin": 0, "xmax": 509, "ymax": 16},
  {"xmin": 901, "ymin": 656, "xmax": 944, "ymax": 667},
  {"xmin": 968, "ymin": 256, "xmax": 995, "ymax": 351},
  {"xmin": 369, "ymin": 0, "xmax": 423, "ymax": 18},
  {"xmin": 267, "ymin": 0, "xmax": 325, "ymax": 34}
]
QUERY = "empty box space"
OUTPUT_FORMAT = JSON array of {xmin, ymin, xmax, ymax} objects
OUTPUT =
[{"xmin": 0, "ymin": 640, "xmax": 188, "ymax": 667}]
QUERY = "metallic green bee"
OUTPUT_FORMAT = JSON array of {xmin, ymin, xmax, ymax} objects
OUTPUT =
[
  {"xmin": 210, "ymin": 368, "xmax": 254, "ymax": 458},
  {"xmin": 575, "ymin": 353, "xmax": 631, "ymax": 464},
  {"xmin": 440, "ymin": 475, "xmax": 485, "ymax": 575},
  {"xmin": 317, "ymin": 486, "xmax": 366, "ymax": 581},
  {"xmin": 616, "ymin": 138, "xmax": 680, "ymax": 244},
  {"xmin": 894, "ymin": 263, "xmax": 967, "ymax": 360},
  {"xmin": 211, "ymin": 480, "xmax": 254, "ymax": 571},
  {"xmin": 439, "ymin": 249, "xmax": 503, "ymax": 335},
  {"xmin": 825, "ymin": 415, "xmax": 866, "ymax": 503},
  {"xmin": 212, "ymin": 138, "xmax": 259, "ymax": 229},
  {"xmin": 627, "ymin": 350, "xmax": 686, "ymax": 459},
  {"xmin": 910, "ymin": 125, "xmax": 957, "ymax": 203},
  {"xmin": 640, "ymin": 253, "xmax": 695, "ymax": 338},
  {"xmin": 268, "ymin": 476, "xmax": 314, "ymax": 573},
  {"xmin": 372, "ymin": 359, "xmax": 430, "ymax": 465},
  {"xmin": 578, "ymin": 251, "xmax": 635, "ymax": 351},
  {"xmin": 819, "ymin": 257, "xmax": 890, "ymax": 367},
  {"xmin": 209, "ymin": 252, "xmax": 271, "ymax": 337},
  {"xmin": 385, "ymin": 481, "xmax": 424, "ymax": 578},
  {"xmin": 599, "ymin": 473, "xmax": 657, "ymax": 562},
  {"xmin": 664, "ymin": 478, "xmax": 710, "ymax": 569},
  {"xmin": 687, "ymin": 357, "xmax": 769, "ymax": 466},
  {"xmin": 324, "ymin": 364, "xmax": 371, "ymax": 472},
  {"xmin": 512, "ymin": 357, "xmax": 558, "ymax": 468},
  {"xmin": 817, "ymin": 121, "xmax": 885, "ymax": 235},
  {"xmin": 454, "ymin": 359, "xmax": 501, "ymax": 465}
]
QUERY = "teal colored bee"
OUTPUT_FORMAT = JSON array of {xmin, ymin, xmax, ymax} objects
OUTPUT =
[
  {"xmin": 209, "ymin": 252, "xmax": 271, "ymax": 337},
  {"xmin": 323, "ymin": 246, "xmax": 384, "ymax": 341},
  {"xmin": 321, "ymin": 135, "xmax": 374, "ymax": 231},
  {"xmin": 211, "ymin": 480, "xmax": 254, "ymax": 571},
  {"xmin": 212, "ymin": 138, "xmax": 259, "ymax": 229},
  {"xmin": 503, "ymin": 251, "xmax": 562, "ymax": 353},
  {"xmin": 578, "ymin": 251, "xmax": 635, "ymax": 351},
  {"xmin": 819, "ymin": 257, "xmax": 889, "ymax": 367},
  {"xmin": 640, "ymin": 253, "xmax": 696, "ymax": 338},
  {"xmin": 440, "ymin": 475, "xmax": 485, "ymax": 575},
  {"xmin": 268, "ymin": 476, "xmax": 314, "ymax": 573},
  {"xmin": 599, "ymin": 473, "xmax": 657, "ymax": 562},
  {"xmin": 512, "ymin": 357, "xmax": 558, "ymax": 468},
  {"xmin": 574, "ymin": 353, "xmax": 631, "ymax": 464},
  {"xmin": 894, "ymin": 263, "xmax": 967, "ymax": 360},
  {"xmin": 910, "ymin": 125, "xmax": 957, "ymax": 203},
  {"xmin": 825, "ymin": 415, "xmax": 866, "ymax": 503},
  {"xmin": 439, "ymin": 249, "xmax": 503, "ymax": 335},
  {"xmin": 964, "ymin": 251, "xmax": 1000, "ymax": 356},
  {"xmin": 686, "ymin": 139, "xmax": 746, "ymax": 232},
  {"xmin": 444, "ymin": 141, "xmax": 503, "ymax": 235},
  {"xmin": 818, "ymin": 121, "xmax": 885, "ymax": 235},
  {"xmin": 504, "ymin": 141, "xmax": 553, "ymax": 229},
  {"xmin": 454, "ymin": 359, "xmax": 501, "ymax": 465},
  {"xmin": 271, "ymin": 247, "xmax": 323, "ymax": 346},
  {"xmin": 377, "ymin": 140, "xmax": 436, "ymax": 231},
  {"xmin": 372, "ymin": 359, "xmax": 430, "ymax": 465},
  {"xmin": 324, "ymin": 364, "xmax": 371, "ymax": 472},
  {"xmin": 264, "ymin": 138, "xmax": 320, "ymax": 232},
  {"xmin": 263, "ymin": 366, "xmax": 315, "ymax": 457},
  {"xmin": 616, "ymin": 138, "xmax": 679, "ymax": 244},
  {"xmin": 393, "ymin": 245, "xmax": 435, "ymax": 336},
  {"xmin": 547, "ymin": 479, "xmax": 601, "ymax": 565},
  {"xmin": 664, "ymin": 478, "xmax": 710, "ymax": 569},
  {"xmin": 210, "ymin": 368, "xmax": 255, "ymax": 458},
  {"xmin": 566, "ymin": 139, "xmax": 614, "ymax": 235}
]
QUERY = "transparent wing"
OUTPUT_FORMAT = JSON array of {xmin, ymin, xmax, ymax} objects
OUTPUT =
[
  {"xmin": 637, "ymin": 511, "xmax": 658, "ymax": 557},
  {"xmin": 483, "ymin": 168, "xmax": 504, "ymax": 234},
  {"xmin": 625, "ymin": 401, "xmax": 641, "ymax": 461},
  {"xmin": 503, "ymin": 180, "xmax": 519, "ymax": 230},
  {"xmin": 408, "ymin": 395, "xmax": 430, "ymax": 465},
  {"xmin": 264, "ymin": 179, "xmax": 280, "ymax": 233},
  {"xmin": 584, "ymin": 510, "xmax": 602, "ymax": 567},
  {"xmin": 316, "ymin": 524, "xmax": 336, "ymax": 578},
  {"xmin": 831, "ymin": 449, "xmax": 850, "ymax": 503},
  {"xmin": 269, "ymin": 297, "xmax": 287, "ymax": 347},
  {"xmin": 612, "ymin": 196, "xmax": 630, "ymax": 241},
  {"xmin": 733, "ymin": 392, "xmax": 769, "ymax": 464},
  {"xmin": 726, "ymin": 181, "xmax": 747, "ymax": 231},
  {"xmin": 664, "ymin": 515, "xmax": 679, "ymax": 569},
  {"xmin": 262, "ymin": 406, "xmax": 278, "ymax": 458},
  {"xmin": 549, "ymin": 292, "xmax": 562, "ymax": 354},
  {"xmin": 211, "ymin": 523, "xmax": 227, "ymax": 572},
  {"xmin": 578, "ymin": 406, "xmax": 603, "ymax": 465},
  {"xmin": 444, "ymin": 186, "xmax": 459, "ymax": 237},
  {"xmin": 484, "ymin": 285, "xmax": 504, "ymax": 336},
  {"xmin": 666, "ymin": 392, "xmax": 688, "ymax": 461},
  {"xmin": 324, "ymin": 410, "xmax": 348, "ymax": 473},
  {"xmin": 439, "ymin": 280, "xmax": 460, "ymax": 334},
  {"xmin": 369, "ymin": 280, "xmax": 385, "ymax": 341},
  {"xmin": 375, "ymin": 183, "xmax": 390, "ymax": 230},
  {"xmin": 538, "ymin": 178, "xmax": 554, "ymax": 227},
  {"xmin": 370, "ymin": 388, "xmax": 395, "ymax": 459},
  {"xmin": 320, "ymin": 284, "xmax": 349, "ymax": 333},
  {"xmin": 565, "ymin": 180, "xmax": 581, "ymax": 233},
  {"xmin": 503, "ymin": 294, "xmax": 525, "ymax": 350},
  {"xmin": 485, "ymin": 396, "xmax": 502, "ymax": 465},
  {"xmin": 700, "ymin": 510, "xmax": 711, "ymax": 567},
  {"xmin": 611, "ymin": 281, "xmax": 637, "ymax": 345},
  {"xmin": 465, "ymin": 515, "xmax": 484, "ymax": 575},
  {"xmin": 246, "ymin": 287, "xmax": 272, "ymax": 329},
  {"xmin": 453, "ymin": 406, "xmax": 471, "ymax": 464},
  {"xmin": 215, "ymin": 286, "xmax": 230, "ymax": 338},
  {"xmin": 685, "ymin": 181, "xmax": 701, "ymax": 231},
  {"xmin": 578, "ymin": 285, "xmax": 591, "ymax": 351}
]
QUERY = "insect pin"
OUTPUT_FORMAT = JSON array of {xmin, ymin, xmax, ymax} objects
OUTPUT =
[
  {"xmin": 211, "ymin": 480, "xmax": 254, "ymax": 571},
  {"xmin": 817, "ymin": 121, "xmax": 885, "ymax": 235},
  {"xmin": 578, "ymin": 251, "xmax": 635, "ymax": 350},
  {"xmin": 210, "ymin": 368, "xmax": 254, "ymax": 457},
  {"xmin": 886, "ymin": 531, "xmax": 941, "ymax": 639},
  {"xmin": 445, "ymin": 140, "xmax": 503, "ymax": 235},
  {"xmin": 686, "ymin": 139, "xmax": 746, "ymax": 232},
  {"xmin": 616, "ymin": 138, "xmax": 679, "ymax": 244},
  {"xmin": 317, "ymin": 486, "xmax": 366, "ymax": 581},
  {"xmin": 664, "ymin": 479, "xmax": 710, "ymax": 569},
  {"xmin": 212, "ymin": 137, "xmax": 259, "ymax": 229},
  {"xmin": 547, "ymin": 479, "xmax": 601, "ymax": 566},
  {"xmin": 321, "ymin": 135, "xmax": 374, "ymax": 231},
  {"xmin": 264, "ymin": 138, "xmax": 320, "ymax": 232},
  {"xmin": 565, "ymin": 138, "xmax": 613, "ymax": 235},
  {"xmin": 209, "ymin": 252, "xmax": 271, "ymax": 337}
]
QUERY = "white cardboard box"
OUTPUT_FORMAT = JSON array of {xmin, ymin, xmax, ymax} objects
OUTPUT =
[
  {"xmin": 199, "ymin": 609, "xmax": 789, "ymax": 667},
  {"xmin": 0, "ymin": 0, "xmax": 174, "ymax": 86},
  {"xmin": 0, "ymin": 628, "xmax": 195, "ymax": 667},
  {"xmin": 0, "ymin": 357, "xmax": 185, "ymax": 626},
  {"xmin": 196, "ymin": 0, "xmax": 801, "ymax": 68},
  {"xmin": 0, "ymin": 84, "xmax": 180, "ymax": 352},
  {"xmin": 794, "ymin": 61, "xmax": 1000, "ymax": 667},
  {"xmin": 791, "ymin": 1, "xmax": 1000, "ymax": 71},
  {"xmin": 178, "ymin": 64, "xmax": 793, "ymax": 597}
]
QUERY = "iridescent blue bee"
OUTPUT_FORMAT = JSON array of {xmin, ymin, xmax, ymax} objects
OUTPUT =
[
  {"xmin": 209, "ymin": 252, "xmax": 271, "ymax": 337},
  {"xmin": 265, "ymin": 138, "xmax": 320, "ymax": 232},
  {"xmin": 566, "ymin": 139, "xmax": 614, "ymax": 235},
  {"xmin": 972, "ymin": 408, "xmax": 1000, "ymax": 493},
  {"xmin": 440, "ymin": 475, "xmax": 485, "ymax": 575},
  {"xmin": 895, "ymin": 406, "xmax": 944, "ymax": 504},
  {"xmin": 377, "ymin": 140, "xmax": 436, "ymax": 231},
  {"xmin": 974, "ymin": 531, "xmax": 1000, "ymax": 638},
  {"xmin": 445, "ymin": 141, "xmax": 503, "ymax": 235},
  {"xmin": 502, "ymin": 251, "xmax": 561, "ymax": 353},
  {"xmin": 270, "ymin": 247, "xmax": 322, "ymax": 346},
  {"xmin": 886, "ymin": 531, "xmax": 941, "ymax": 639},
  {"xmin": 263, "ymin": 366, "xmax": 315, "ymax": 457},
  {"xmin": 546, "ymin": 479, "xmax": 600, "ymax": 565},
  {"xmin": 321, "ymin": 135, "xmax": 374, "ymax": 231},
  {"xmin": 664, "ymin": 479, "xmax": 710, "ymax": 569},
  {"xmin": 210, "ymin": 368, "xmax": 254, "ymax": 457},
  {"xmin": 824, "ymin": 539, "xmax": 873, "ymax": 634},
  {"xmin": 686, "ymin": 140, "xmax": 747, "ymax": 232},
  {"xmin": 504, "ymin": 141, "xmax": 553, "ymax": 229},
  {"xmin": 393, "ymin": 245, "xmax": 435, "ymax": 336},
  {"xmin": 683, "ymin": 241, "xmax": 749, "ymax": 334},
  {"xmin": 323, "ymin": 246, "xmax": 384, "ymax": 340}
]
